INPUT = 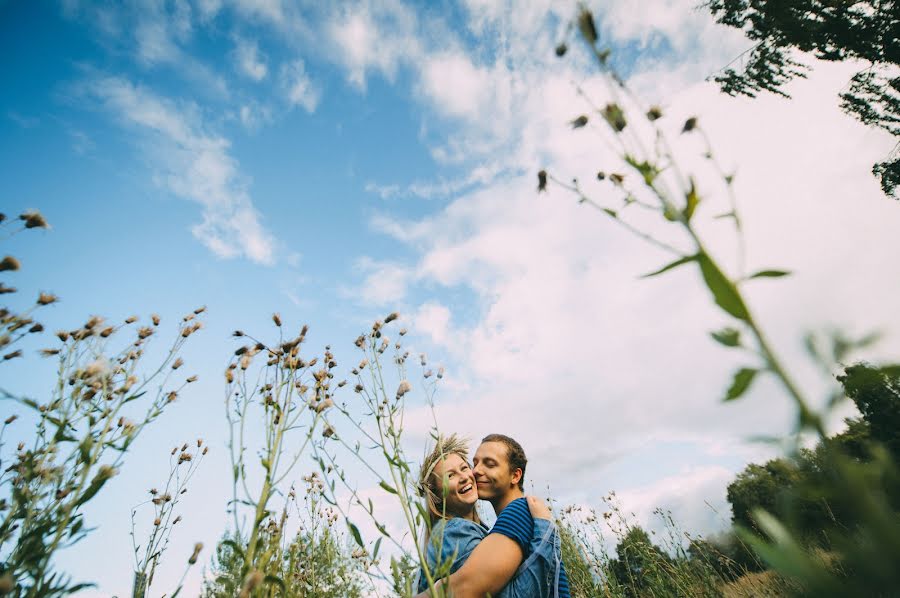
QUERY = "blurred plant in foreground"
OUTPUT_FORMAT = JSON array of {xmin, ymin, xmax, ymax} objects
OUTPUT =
[
  {"xmin": 542, "ymin": 6, "xmax": 900, "ymax": 595},
  {"xmin": 0, "ymin": 210, "xmax": 204, "ymax": 596}
]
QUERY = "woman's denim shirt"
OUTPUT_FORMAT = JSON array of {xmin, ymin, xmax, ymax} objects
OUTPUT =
[{"xmin": 416, "ymin": 516, "xmax": 564, "ymax": 598}]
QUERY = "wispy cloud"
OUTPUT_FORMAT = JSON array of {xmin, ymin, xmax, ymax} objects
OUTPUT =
[
  {"xmin": 86, "ymin": 75, "xmax": 277, "ymax": 264},
  {"xmin": 280, "ymin": 60, "xmax": 320, "ymax": 113},
  {"xmin": 234, "ymin": 37, "xmax": 268, "ymax": 81}
]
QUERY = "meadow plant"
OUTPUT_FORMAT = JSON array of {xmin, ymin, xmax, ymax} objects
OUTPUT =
[
  {"xmin": 217, "ymin": 318, "xmax": 334, "ymax": 595},
  {"xmin": 204, "ymin": 472, "xmax": 367, "ymax": 597},
  {"xmin": 542, "ymin": 7, "xmax": 900, "ymax": 595},
  {"xmin": 130, "ymin": 439, "xmax": 208, "ymax": 598},
  {"xmin": 311, "ymin": 313, "xmax": 449, "ymax": 596},
  {"xmin": 0, "ymin": 210, "xmax": 204, "ymax": 596}
]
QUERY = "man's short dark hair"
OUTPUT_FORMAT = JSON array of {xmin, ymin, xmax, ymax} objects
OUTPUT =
[{"xmin": 482, "ymin": 433, "xmax": 527, "ymax": 491}]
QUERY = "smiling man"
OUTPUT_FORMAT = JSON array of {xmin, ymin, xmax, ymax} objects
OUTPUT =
[{"xmin": 415, "ymin": 433, "xmax": 570, "ymax": 598}]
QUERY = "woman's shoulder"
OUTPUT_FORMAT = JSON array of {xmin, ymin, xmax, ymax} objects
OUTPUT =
[{"xmin": 432, "ymin": 517, "xmax": 487, "ymax": 538}]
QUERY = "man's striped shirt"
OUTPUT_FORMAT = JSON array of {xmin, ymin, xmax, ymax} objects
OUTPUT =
[{"xmin": 490, "ymin": 497, "xmax": 571, "ymax": 597}]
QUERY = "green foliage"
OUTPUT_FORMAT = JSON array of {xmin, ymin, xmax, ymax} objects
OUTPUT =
[
  {"xmin": 204, "ymin": 478, "xmax": 367, "ymax": 598},
  {"xmin": 838, "ymin": 363, "xmax": 900, "ymax": 461},
  {"xmin": 704, "ymin": 0, "xmax": 900, "ymax": 197}
]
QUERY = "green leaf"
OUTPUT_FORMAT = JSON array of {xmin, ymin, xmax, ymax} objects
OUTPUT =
[
  {"xmin": 724, "ymin": 368, "xmax": 758, "ymax": 402},
  {"xmin": 602, "ymin": 208, "xmax": 618, "ymax": 218},
  {"xmin": 347, "ymin": 521, "xmax": 364, "ymax": 548},
  {"xmin": 684, "ymin": 178, "xmax": 700, "ymax": 221},
  {"xmin": 640, "ymin": 254, "xmax": 698, "ymax": 278},
  {"xmin": 748, "ymin": 269, "xmax": 791, "ymax": 279},
  {"xmin": 710, "ymin": 327, "xmax": 741, "ymax": 347},
  {"xmin": 624, "ymin": 154, "xmax": 657, "ymax": 184},
  {"xmin": 379, "ymin": 481, "xmax": 399, "ymax": 495},
  {"xmin": 698, "ymin": 253, "xmax": 750, "ymax": 320},
  {"xmin": 372, "ymin": 537, "xmax": 383, "ymax": 560}
]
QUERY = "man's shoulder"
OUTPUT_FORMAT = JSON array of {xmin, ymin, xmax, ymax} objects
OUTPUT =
[{"xmin": 488, "ymin": 496, "xmax": 534, "ymax": 550}]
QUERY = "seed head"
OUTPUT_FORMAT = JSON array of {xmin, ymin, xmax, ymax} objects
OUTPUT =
[
  {"xmin": 193, "ymin": 305, "xmax": 206, "ymax": 315},
  {"xmin": 384, "ymin": 312, "xmax": 399, "ymax": 324},
  {"xmin": 0, "ymin": 283, "xmax": 15, "ymax": 294},
  {"xmin": 171, "ymin": 358, "xmax": 183, "ymax": 370},
  {"xmin": 354, "ymin": 383, "xmax": 363, "ymax": 393},
  {"xmin": 577, "ymin": 9, "xmax": 598, "ymax": 44},
  {"xmin": 125, "ymin": 315, "xmax": 138, "ymax": 324},
  {"xmin": 20, "ymin": 210, "xmax": 49, "ymax": 229},
  {"xmin": 555, "ymin": 42, "xmax": 568, "ymax": 57},
  {"xmin": 186, "ymin": 375, "xmax": 197, "ymax": 383},
  {"xmin": 233, "ymin": 330, "xmax": 244, "ymax": 337},
  {"xmin": 396, "ymin": 380, "xmax": 411, "ymax": 398},
  {"xmin": 0, "ymin": 572, "xmax": 14, "ymax": 593},
  {"xmin": 56, "ymin": 330, "xmax": 69, "ymax": 342},
  {"xmin": 28, "ymin": 323, "xmax": 44, "ymax": 334},
  {"xmin": 225, "ymin": 369, "xmax": 234, "ymax": 383},
  {"xmin": 272, "ymin": 313, "xmax": 282, "ymax": 327},
  {"xmin": 570, "ymin": 115, "xmax": 588, "ymax": 129},
  {"xmin": 137, "ymin": 327, "xmax": 154, "ymax": 339},
  {"xmin": 167, "ymin": 392, "xmax": 178, "ymax": 403},
  {"xmin": 322, "ymin": 425, "xmax": 335, "ymax": 438},
  {"xmin": 239, "ymin": 570, "xmax": 263, "ymax": 595},
  {"xmin": 99, "ymin": 326, "xmax": 114, "ymax": 338},
  {"xmin": 646, "ymin": 106, "xmax": 663, "ymax": 121},
  {"xmin": 154, "ymin": 517, "xmax": 161, "ymax": 526},
  {"xmin": 0, "ymin": 256, "xmax": 21, "ymax": 272},
  {"xmin": 189, "ymin": 543, "xmax": 203, "ymax": 565},
  {"xmin": 4, "ymin": 415, "xmax": 17, "ymax": 425},
  {"xmin": 173, "ymin": 515, "xmax": 182, "ymax": 525},
  {"xmin": 151, "ymin": 314, "xmax": 160, "ymax": 326},
  {"xmin": 36, "ymin": 292, "xmax": 57, "ymax": 305},
  {"xmin": 681, "ymin": 117, "xmax": 698, "ymax": 133}
]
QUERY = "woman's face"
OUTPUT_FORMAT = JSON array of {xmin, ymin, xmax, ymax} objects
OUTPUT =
[{"xmin": 432, "ymin": 453, "xmax": 478, "ymax": 516}]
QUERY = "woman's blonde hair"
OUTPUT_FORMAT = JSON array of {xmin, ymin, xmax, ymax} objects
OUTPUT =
[{"xmin": 418, "ymin": 434, "xmax": 480, "ymax": 533}]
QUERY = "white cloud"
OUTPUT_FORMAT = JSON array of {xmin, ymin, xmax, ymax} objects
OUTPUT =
[
  {"xmin": 280, "ymin": 60, "xmax": 320, "ymax": 113},
  {"xmin": 352, "ymin": 256, "xmax": 414, "ymax": 305},
  {"xmin": 87, "ymin": 75, "xmax": 277, "ymax": 264},
  {"xmin": 238, "ymin": 101, "xmax": 273, "ymax": 130},
  {"xmin": 234, "ymin": 37, "xmax": 268, "ymax": 81},
  {"xmin": 362, "ymin": 52, "xmax": 900, "ymax": 529},
  {"xmin": 325, "ymin": 0, "xmax": 422, "ymax": 90}
]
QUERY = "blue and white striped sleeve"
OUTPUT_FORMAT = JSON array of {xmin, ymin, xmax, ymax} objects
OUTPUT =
[{"xmin": 488, "ymin": 497, "xmax": 534, "ymax": 551}]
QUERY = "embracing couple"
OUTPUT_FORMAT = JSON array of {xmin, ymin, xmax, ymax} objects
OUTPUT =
[{"xmin": 413, "ymin": 433, "xmax": 570, "ymax": 598}]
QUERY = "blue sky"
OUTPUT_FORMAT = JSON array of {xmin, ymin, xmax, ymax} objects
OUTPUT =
[{"xmin": 3, "ymin": 0, "xmax": 900, "ymax": 595}]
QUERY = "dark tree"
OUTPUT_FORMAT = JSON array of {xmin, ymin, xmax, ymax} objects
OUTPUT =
[
  {"xmin": 838, "ymin": 363, "xmax": 900, "ymax": 460},
  {"xmin": 705, "ymin": 0, "xmax": 900, "ymax": 197}
]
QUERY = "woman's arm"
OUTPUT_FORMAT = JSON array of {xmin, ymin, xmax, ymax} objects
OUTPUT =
[{"xmin": 414, "ymin": 533, "xmax": 524, "ymax": 598}]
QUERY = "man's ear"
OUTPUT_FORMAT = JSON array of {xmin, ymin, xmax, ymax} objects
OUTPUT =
[{"xmin": 510, "ymin": 468, "xmax": 523, "ymax": 488}]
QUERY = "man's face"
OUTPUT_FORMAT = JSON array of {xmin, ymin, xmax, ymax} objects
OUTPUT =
[{"xmin": 472, "ymin": 441, "xmax": 518, "ymax": 500}]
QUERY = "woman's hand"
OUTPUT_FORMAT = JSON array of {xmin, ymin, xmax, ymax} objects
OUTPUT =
[{"xmin": 526, "ymin": 495, "xmax": 552, "ymax": 520}]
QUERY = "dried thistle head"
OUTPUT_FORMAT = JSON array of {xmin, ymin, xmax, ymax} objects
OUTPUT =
[
  {"xmin": 151, "ymin": 314, "xmax": 160, "ymax": 326},
  {"xmin": 396, "ymin": 380, "xmax": 411, "ymax": 398},
  {"xmin": 36, "ymin": 292, "xmax": 57, "ymax": 305},
  {"xmin": 171, "ymin": 358, "xmax": 183, "ymax": 370},
  {"xmin": 189, "ymin": 542, "xmax": 203, "ymax": 565},
  {"xmin": 20, "ymin": 210, "xmax": 49, "ymax": 229},
  {"xmin": 272, "ymin": 313, "xmax": 282, "ymax": 327},
  {"xmin": 0, "ymin": 256, "xmax": 20, "ymax": 272}
]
